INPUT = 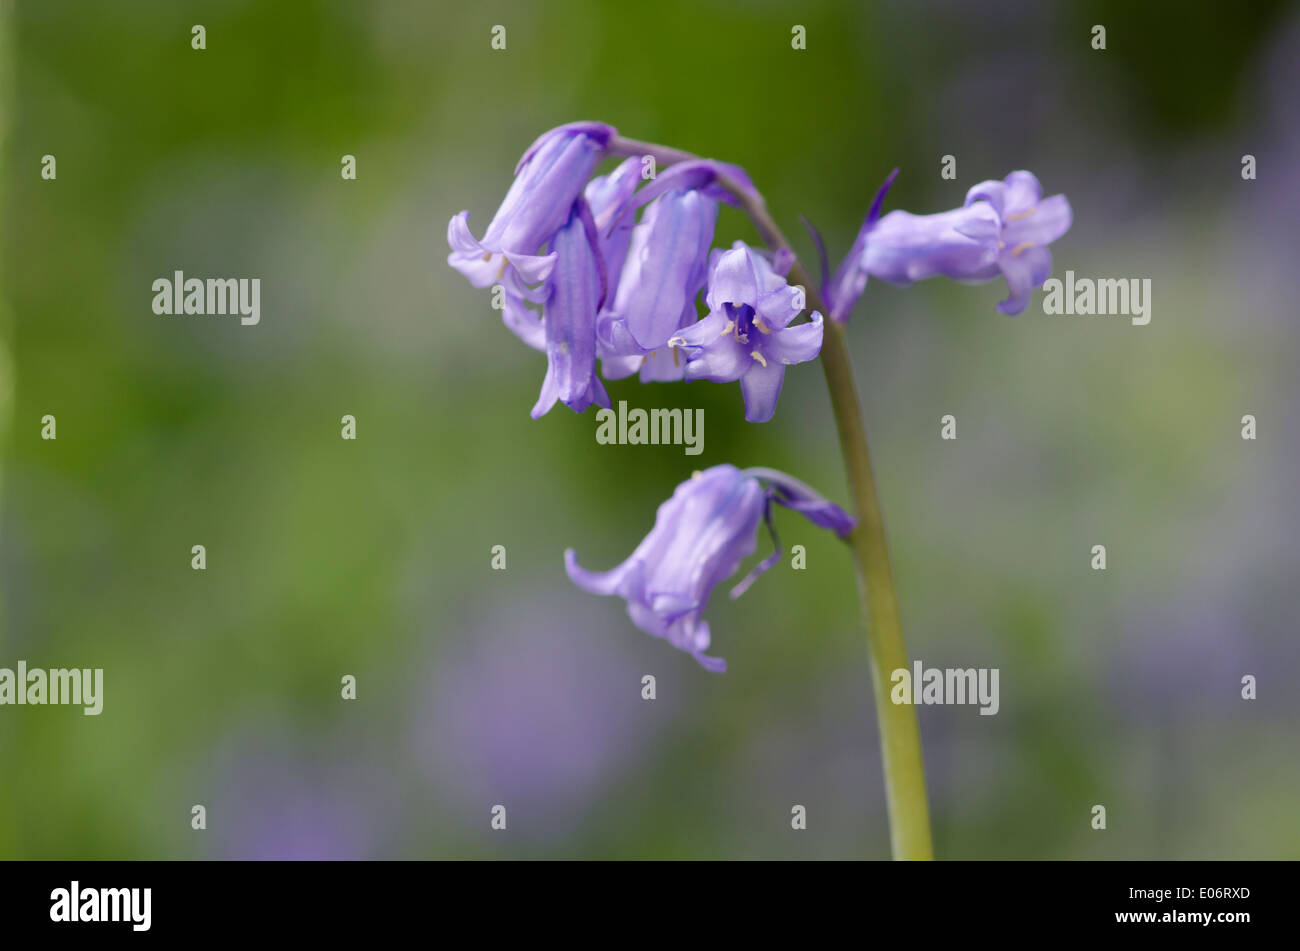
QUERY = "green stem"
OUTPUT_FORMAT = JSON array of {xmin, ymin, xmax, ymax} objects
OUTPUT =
[
  {"xmin": 611, "ymin": 137, "xmax": 934, "ymax": 858},
  {"xmin": 816, "ymin": 320, "xmax": 934, "ymax": 860}
]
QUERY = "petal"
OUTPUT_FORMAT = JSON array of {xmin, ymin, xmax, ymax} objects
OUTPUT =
[
  {"xmin": 584, "ymin": 157, "xmax": 642, "ymax": 230},
  {"xmin": 506, "ymin": 250, "xmax": 558, "ymax": 286},
  {"xmin": 952, "ymin": 207, "xmax": 1002, "ymax": 242},
  {"xmin": 541, "ymin": 204, "xmax": 602, "ymax": 406},
  {"xmin": 636, "ymin": 304, "xmax": 696, "ymax": 381},
  {"xmin": 612, "ymin": 190, "xmax": 717, "ymax": 349},
  {"xmin": 691, "ymin": 650, "xmax": 727, "ymax": 674},
  {"xmin": 641, "ymin": 468, "xmax": 764, "ymax": 607},
  {"xmin": 762, "ymin": 313, "xmax": 823, "ymax": 366},
  {"xmin": 600, "ymin": 353, "xmax": 644, "ymax": 381},
  {"xmin": 514, "ymin": 121, "xmax": 616, "ymax": 174},
  {"xmin": 739, "ymin": 360, "xmax": 787, "ymax": 423},
  {"xmin": 746, "ymin": 247, "xmax": 791, "ymax": 295},
  {"xmin": 964, "ymin": 179, "xmax": 1008, "ymax": 217},
  {"xmin": 1000, "ymin": 170, "xmax": 1043, "ymax": 217},
  {"xmin": 626, "ymin": 596, "xmax": 672, "ymax": 639},
  {"xmin": 704, "ymin": 245, "xmax": 761, "ymax": 311},
  {"xmin": 530, "ymin": 359, "xmax": 560, "ymax": 419},
  {"xmin": 447, "ymin": 210, "xmax": 483, "ymax": 256},
  {"xmin": 564, "ymin": 547, "xmax": 637, "ymax": 597},
  {"xmin": 585, "ymin": 157, "xmax": 642, "ymax": 285},
  {"xmin": 996, "ymin": 245, "xmax": 1052, "ymax": 316},
  {"xmin": 770, "ymin": 247, "xmax": 796, "ymax": 277},
  {"xmin": 485, "ymin": 128, "xmax": 607, "ymax": 259},
  {"xmin": 446, "ymin": 212, "xmax": 500, "ymax": 288},
  {"xmin": 649, "ymin": 591, "xmax": 699, "ymax": 622},
  {"xmin": 563, "ymin": 372, "xmax": 611, "ymax": 414},
  {"xmin": 502, "ymin": 292, "xmax": 545, "ymax": 351},
  {"xmin": 680, "ymin": 322, "xmax": 750, "ymax": 383},
  {"xmin": 502, "ymin": 264, "xmax": 550, "ymax": 305},
  {"xmin": 639, "ymin": 345, "xmax": 686, "ymax": 382},
  {"xmin": 671, "ymin": 308, "xmax": 727, "ymax": 347},
  {"xmin": 755, "ymin": 284, "xmax": 803, "ymax": 329},
  {"xmin": 669, "ymin": 616, "xmax": 727, "ymax": 672},
  {"xmin": 1002, "ymin": 193, "xmax": 1072, "ymax": 249}
]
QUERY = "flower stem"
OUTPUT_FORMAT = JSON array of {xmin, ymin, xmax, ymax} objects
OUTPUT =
[
  {"xmin": 610, "ymin": 136, "xmax": 934, "ymax": 858},
  {"xmin": 814, "ymin": 319, "xmax": 934, "ymax": 860}
]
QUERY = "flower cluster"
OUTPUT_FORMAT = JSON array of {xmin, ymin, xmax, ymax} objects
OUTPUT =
[
  {"xmin": 449, "ymin": 123, "xmax": 1071, "ymax": 673},
  {"xmin": 448, "ymin": 122, "xmax": 824, "ymax": 423}
]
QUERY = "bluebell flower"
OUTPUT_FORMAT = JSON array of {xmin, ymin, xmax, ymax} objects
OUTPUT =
[
  {"xmin": 861, "ymin": 169, "xmax": 1072, "ymax": 315},
  {"xmin": 671, "ymin": 242, "xmax": 824, "ymax": 423},
  {"xmin": 496, "ymin": 155, "xmax": 643, "ymax": 356},
  {"xmin": 608, "ymin": 188, "xmax": 717, "ymax": 350},
  {"xmin": 531, "ymin": 199, "xmax": 610, "ymax": 418},
  {"xmin": 566, "ymin": 464, "xmax": 854, "ymax": 672},
  {"xmin": 592, "ymin": 159, "xmax": 753, "ymax": 383},
  {"xmin": 447, "ymin": 121, "xmax": 616, "ymax": 289},
  {"xmin": 597, "ymin": 188, "xmax": 718, "ymax": 381}
]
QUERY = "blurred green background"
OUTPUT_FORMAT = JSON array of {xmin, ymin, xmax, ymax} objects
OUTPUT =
[{"xmin": 2, "ymin": 0, "xmax": 1297, "ymax": 859}]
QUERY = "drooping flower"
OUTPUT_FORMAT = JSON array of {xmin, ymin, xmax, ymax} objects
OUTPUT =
[
  {"xmin": 497, "ymin": 156, "xmax": 643, "ymax": 357},
  {"xmin": 597, "ymin": 188, "xmax": 717, "ymax": 382},
  {"xmin": 605, "ymin": 189, "xmax": 717, "ymax": 350},
  {"xmin": 860, "ymin": 169, "xmax": 1071, "ymax": 315},
  {"xmin": 671, "ymin": 242, "xmax": 824, "ymax": 423},
  {"xmin": 531, "ymin": 199, "xmax": 609, "ymax": 418},
  {"xmin": 565, "ymin": 464, "xmax": 854, "ymax": 672},
  {"xmin": 447, "ymin": 121, "xmax": 616, "ymax": 289}
]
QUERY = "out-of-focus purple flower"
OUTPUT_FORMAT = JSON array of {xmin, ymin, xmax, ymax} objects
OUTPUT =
[
  {"xmin": 411, "ymin": 590, "xmax": 675, "ymax": 842},
  {"xmin": 565, "ymin": 463, "xmax": 854, "ymax": 672},
  {"xmin": 861, "ymin": 170, "xmax": 1072, "ymax": 315},
  {"xmin": 823, "ymin": 168, "xmax": 898, "ymax": 324},
  {"xmin": 671, "ymin": 242, "xmax": 824, "ymax": 423},
  {"xmin": 447, "ymin": 121, "xmax": 616, "ymax": 288},
  {"xmin": 205, "ymin": 728, "xmax": 389, "ymax": 860},
  {"xmin": 531, "ymin": 200, "xmax": 610, "ymax": 418}
]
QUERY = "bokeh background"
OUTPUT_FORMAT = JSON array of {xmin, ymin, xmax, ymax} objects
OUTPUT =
[{"xmin": 1, "ymin": 0, "xmax": 1297, "ymax": 859}]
